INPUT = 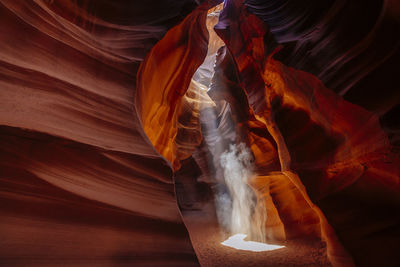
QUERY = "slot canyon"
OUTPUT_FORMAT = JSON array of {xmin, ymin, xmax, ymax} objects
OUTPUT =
[{"xmin": 0, "ymin": 0, "xmax": 399, "ymax": 266}]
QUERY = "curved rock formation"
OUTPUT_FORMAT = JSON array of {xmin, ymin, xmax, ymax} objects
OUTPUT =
[
  {"xmin": 1, "ymin": 0, "xmax": 399, "ymax": 266},
  {"xmin": 137, "ymin": 0, "xmax": 399, "ymax": 266},
  {"xmin": 0, "ymin": 0, "xmax": 200, "ymax": 265}
]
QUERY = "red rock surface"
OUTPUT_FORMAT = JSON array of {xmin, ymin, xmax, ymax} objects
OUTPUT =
[
  {"xmin": 138, "ymin": 0, "xmax": 399, "ymax": 266},
  {"xmin": 0, "ymin": 0, "xmax": 200, "ymax": 265},
  {"xmin": 1, "ymin": 0, "xmax": 399, "ymax": 266}
]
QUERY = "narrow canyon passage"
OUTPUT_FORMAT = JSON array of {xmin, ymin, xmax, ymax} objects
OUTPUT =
[
  {"xmin": 172, "ymin": 7, "xmax": 331, "ymax": 265},
  {"xmin": 140, "ymin": 2, "xmax": 332, "ymax": 266},
  {"xmin": 137, "ymin": 1, "xmax": 400, "ymax": 266},
  {"xmin": 1, "ymin": 0, "xmax": 399, "ymax": 266}
]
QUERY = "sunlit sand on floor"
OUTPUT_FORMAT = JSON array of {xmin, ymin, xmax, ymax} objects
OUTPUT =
[{"xmin": 221, "ymin": 234, "xmax": 285, "ymax": 252}]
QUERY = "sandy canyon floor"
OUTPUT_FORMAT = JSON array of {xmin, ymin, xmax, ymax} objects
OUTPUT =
[{"xmin": 182, "ymin": 204, "xmax": 331, "ymax": 267}]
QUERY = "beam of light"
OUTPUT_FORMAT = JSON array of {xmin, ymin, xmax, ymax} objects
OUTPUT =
[
  {"xmin": 221, "ymin": 234, "xmax": 285, "ymax": 252},
  {"xmin": 196, "ymin": 4, "xmax": 269, "ymax": 246}
]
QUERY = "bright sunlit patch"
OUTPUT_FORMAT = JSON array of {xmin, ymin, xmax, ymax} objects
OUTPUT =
[{"xmin": 221, "ymin": 234, "xmax": 285, "ymax": 252}]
